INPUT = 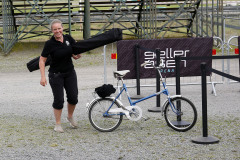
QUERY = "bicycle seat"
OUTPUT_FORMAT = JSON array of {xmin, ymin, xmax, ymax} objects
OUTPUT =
[{"xmin": 113, "ymin": 70, "xmax": 130, "ymax": 78}]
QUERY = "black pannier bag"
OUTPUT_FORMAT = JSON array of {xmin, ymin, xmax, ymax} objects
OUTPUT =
[{"xmin": 95, "ymin": 84, "xmax": 116, "ymax": 98}]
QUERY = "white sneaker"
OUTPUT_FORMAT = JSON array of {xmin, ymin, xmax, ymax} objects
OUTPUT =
[
  {"xmin": 66, "ymin": 117, "xmax": 78, "ymax": 128},
  {"xmin": 54, "ymin": 124, "xmax": 64, "ymax": 133}
]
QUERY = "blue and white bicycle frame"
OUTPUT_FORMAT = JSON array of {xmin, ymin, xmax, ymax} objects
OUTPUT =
[
  {"xmin": 102, "ymin": 70, "xmax": 182, "ymax": 120},
  {"xmin": 87, "ymin": 60, "xmax": 182, "ymax": 121}
]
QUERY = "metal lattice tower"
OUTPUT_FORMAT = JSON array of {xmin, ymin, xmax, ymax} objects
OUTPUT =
[
  {"xmin": 1, "ymin": 0, "xmax": 16, "ymax": 53},
  {"xmin": 1, "ymin": 0, "xmax": 236, "ymax": 54}
]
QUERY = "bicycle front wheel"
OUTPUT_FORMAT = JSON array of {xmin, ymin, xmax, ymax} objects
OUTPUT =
[
  {"xmin": 164, "ymin": 97, "xmax": 197, "ymax": 132},
  {"xmin": 88, "ymin": 98, "xmax": 123, "ymax": 132}
]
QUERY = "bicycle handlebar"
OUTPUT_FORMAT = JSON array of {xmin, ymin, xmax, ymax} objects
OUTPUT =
[
  {"xmin": 140, "ymin": 60, "xmax": 151, "ymax": 67},
  {"xmin": 141, "ymin": 59, "xmax": 164, "ymax": 69}
]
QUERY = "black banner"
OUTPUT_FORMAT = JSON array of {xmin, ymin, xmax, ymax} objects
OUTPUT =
[{"xmin": 117, "ymin": 37, "xmax": 213, "ymax": 79}]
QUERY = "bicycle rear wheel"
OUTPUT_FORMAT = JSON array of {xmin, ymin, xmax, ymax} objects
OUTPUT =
[
  {"xmin": 164, "ymin": 97, "xmax": 197, "ymax": 132},
  {"xmin": 88, "ymin": 98, "xmax": 123, "ymax": 132}
]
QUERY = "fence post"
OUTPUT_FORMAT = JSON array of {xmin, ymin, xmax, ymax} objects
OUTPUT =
[
  {"xmin": 192, "ymin": 62, "xmax": 219, "ymax": 144},
  {"xmin": 148, "ymin": 48, "xmax": 161, "ymax": 112},
  {"xmin": 131, "ymin": 44, "xmax": 144, "ymax": 99},
  {"xmin": 172, "ymin": 56, "xmax": 190, "ymax": 126},
  {"xmin": 175, "ymin": 56, "xmax": 181, "ymax": 96}
]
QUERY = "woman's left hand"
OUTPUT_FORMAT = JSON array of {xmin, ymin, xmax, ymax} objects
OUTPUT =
[{"xmin": 72, "ymin": 54, "xmax": 81, "ymax": 60}]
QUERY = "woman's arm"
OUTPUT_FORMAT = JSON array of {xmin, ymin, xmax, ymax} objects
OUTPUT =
[{"xmin": 39, "ymin": 56, "xmax": 48, "ymax": 86}]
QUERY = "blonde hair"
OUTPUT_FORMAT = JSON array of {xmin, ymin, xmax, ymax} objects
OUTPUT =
[{"xmin": 50, "ymin": 19, "xmax": 63, "ymax": 30}]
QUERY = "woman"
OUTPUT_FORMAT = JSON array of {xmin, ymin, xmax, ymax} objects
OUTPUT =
[{"xmin": 39, "ymin": 19, "xmax": 81, "ymax": 133}]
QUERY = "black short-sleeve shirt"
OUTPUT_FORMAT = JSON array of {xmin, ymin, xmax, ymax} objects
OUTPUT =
[{"xmin": 41, "ymin": 34, "xmax": 76, "ymax": 73}]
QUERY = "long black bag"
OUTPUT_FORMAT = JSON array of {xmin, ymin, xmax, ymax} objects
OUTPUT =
[
  {"xmin": 26, "ymin": 28, "xmax": 122, "ymax": 72},
  {"xmin": 27, "ymin": 56, "xmax": 52, "ymax": 72},
  {"xmin": 72, "ymin": 28, "xmax": 122, "ymax": 55}
]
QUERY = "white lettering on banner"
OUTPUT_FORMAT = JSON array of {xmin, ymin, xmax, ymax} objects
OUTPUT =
[
  {"xmin": 144, "ymin": 52, "xmax": 156, "ymax": 68},
  {"xmin": 143, "ymin": 48, "xmax": 189, "ymax": 69}
]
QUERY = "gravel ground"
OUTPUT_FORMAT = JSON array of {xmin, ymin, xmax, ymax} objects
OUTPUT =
[{"xmin": 0, "ymin": 51, "xmax": 240, "ymax": 159}]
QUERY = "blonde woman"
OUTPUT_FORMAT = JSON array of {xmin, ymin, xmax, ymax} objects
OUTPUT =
[{"xmin": 39, "ymin": 19, "xmax": 81, "ymax": 133}]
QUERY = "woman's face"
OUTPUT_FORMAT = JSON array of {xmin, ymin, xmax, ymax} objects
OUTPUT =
[{"xmin": 51, "ymin": 23, "xmax": 63, "ymax": 39}]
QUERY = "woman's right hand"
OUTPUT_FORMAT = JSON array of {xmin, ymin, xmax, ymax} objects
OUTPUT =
[
  {"xmin": 40, "ymin": 76, "xmax": 47, "ymax": 86},
  {"xmin": 39, "ymin": 56, "xmax": 48, "ymax": 87}
]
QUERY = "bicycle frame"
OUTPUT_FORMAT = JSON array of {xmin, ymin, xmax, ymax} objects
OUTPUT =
[
  {"xmin": 121, "ymin": 82, "xmax": 169, "ymax": 106},
  {"xmin": 104, "ymin": 62, "xmax": 181, "ymax": 117},
  {"xmin": 104, "ymin": 78, "xmax": 174, "ymax": 116}
]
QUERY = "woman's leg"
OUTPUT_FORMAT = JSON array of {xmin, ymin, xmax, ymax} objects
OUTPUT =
[
  {"xmin": 49, "ymin": 72, "xmax": 65, "ymax": 132},
  {"xmin": 54, "ymin": 108, "xmax": 63, "ymax": 125},
  {"xmin": 64, "ymin": 70, "xmax": 78, "ymax": 106},
  {"xmin": 67, "ymin": 103, "xmax": 78, "ymax": 128},
  {"xmin": 64, "ymin": 70, "xmax": 78, "ymax": 128},
  {"xmin": 53, "ymin": 108, "xmax": 64, "ymax": 132},
  {"xmin": 67, "ymin": 103, "xmax": 76, "ymax": 119}
]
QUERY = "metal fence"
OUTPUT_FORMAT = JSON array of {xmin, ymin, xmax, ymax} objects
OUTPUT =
[{"xmin": 226, "ymin": 36, "xmax": 239, "ymax": 83}]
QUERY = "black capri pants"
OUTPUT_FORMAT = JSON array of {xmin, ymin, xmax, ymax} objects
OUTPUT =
[{"xmin": 49, "ymin": 69, "xmax": 78, "ymax": 110}]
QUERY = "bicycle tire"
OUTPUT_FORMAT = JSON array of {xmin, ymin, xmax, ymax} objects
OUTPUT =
[
  {"xmin": 88, "ymin": 98, "xmax": 123, "ymax": 132},
  {"xmin": 164, "ymin": 97, "xmax": 197, "ymax": 132}
]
